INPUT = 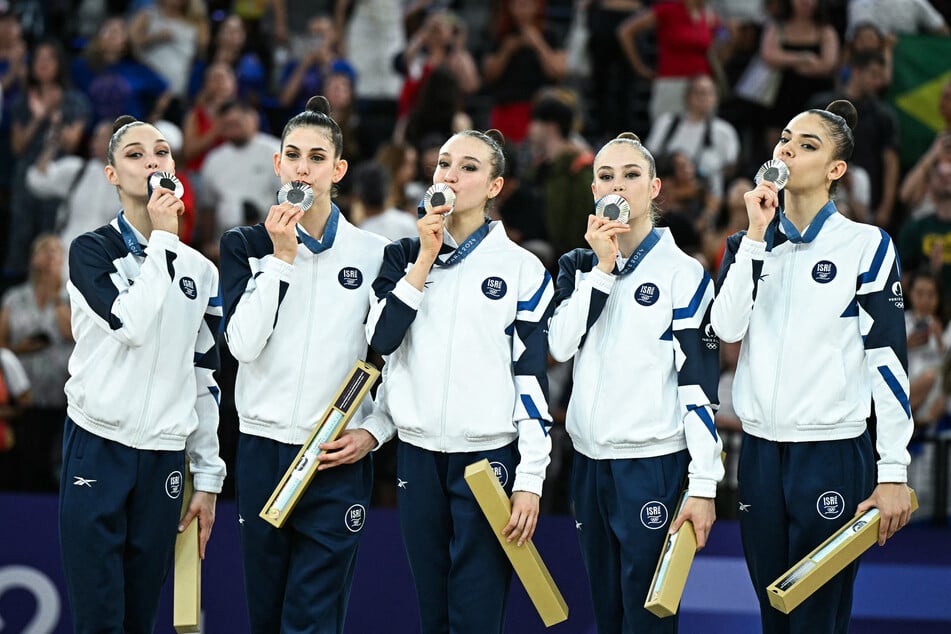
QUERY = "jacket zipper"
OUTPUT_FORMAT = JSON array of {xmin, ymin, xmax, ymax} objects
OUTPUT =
[
  {"xmin": 589, "ymin": 281, "xmax": 620, "ymax": 442},
  {"xmin": 134, "ymin": 308, "xmax": 164, "ymax": 447},
  {"xmin": 290, "ymin": 253, "xmax": 317, "ymax": 443},
  {"xmin": 769, "ymin": 245, "xmax": 798, "ymax": 436},
  {"xmin": 440, "ymin": 261, "xmax": 463, "ymax": 451}
]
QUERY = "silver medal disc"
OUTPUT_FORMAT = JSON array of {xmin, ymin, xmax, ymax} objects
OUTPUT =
[
  {"xmin": 277, "ymin": 181, "xmax": 315, "ymax": 211},
  {"xmin": 595, "ymin": 194, "xmax": 631, "ymax": 224},
  {"xmin": 423, "ymin": 183, "xmax": 456, "ymax": 216},
  {"xmin": 148, "ymin": 171, "xmax": 184, "ymax": 199},
  {"xmin": 754, "ymin": 159, "xmax": 790, "ymax": 190}
]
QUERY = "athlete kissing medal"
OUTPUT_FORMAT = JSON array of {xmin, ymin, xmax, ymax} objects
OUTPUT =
[
  {"xmin": 148, "ymin": 171, "xmax": 184, "ymax": 199},
  {"xmin": 423, "ymin": 183, "xmax": 456, "ymax": 217},
  {"xmin": 595, "ymin": 194, "xmax": 631, "ymax": 224},
  {"xmin": 277, "ymin": 180, "xmax": 315, "ymax": 211},
  {"xmin": 754, "ymin": 159, "xmax": 790, "ymax": 190}
]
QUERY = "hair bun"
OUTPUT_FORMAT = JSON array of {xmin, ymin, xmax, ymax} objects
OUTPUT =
[
  {"xmin": 617, "ymin": 131, "xmax": 642, "ymax": 143},
  {"xmin": 484, "ymin": 128, "xmax": 505, "ymax": 149},
  {"xmin": 112, "ymin": 115, "xmax": 138, "ymax": 134},
  {"xmin": 826, "ymin": 100, "xmax": 858, "ymax": 132},
  {"xmin": 305, "ymin": 95, "xmax": 331, "ymax": 116}
]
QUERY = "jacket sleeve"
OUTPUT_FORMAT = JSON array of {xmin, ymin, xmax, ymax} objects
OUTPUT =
[
  {"xmin": 547, "ymin": 249, "xmax": 614, "ymax": 362},
  {"xmin": 512, "ymin": 264, "xmax": 556, "ymax": 496},
  {"xmin": 187, "ymin": 266, "xmax": 226, "ymax": 493},
  {"xmin": 220, "ymin": 228, "xmax": 293, "ymax": 363},
  {"xmin": 855, "ymin": 229, "xmax": 913, "ymax": 483},
  {"xmin": 68, "ymin": 229, "xmax": 178, "ymax": 347},
  {"xmin": 351, "ymin": 381, "xmax": 398, "ymax": 450},
  {"xmin": 672, "ymin": 266, "xmax": 724, "ymax": 498},
  {"xmin": 711, "ymin": 231, "xmax": 764, "ymax": 343},
  {"xmin": 367, "ymin": 240, "xmax": 422, "ymax": 355}
]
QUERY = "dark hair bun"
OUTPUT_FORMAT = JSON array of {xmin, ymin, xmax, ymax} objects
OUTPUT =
[
  {"xmin": 617, "ymin": 131, "xmax": 642, "ymax": 143},
  {"xmin": 112, "ymin": 115, "xmax": 137, "ymax": 134},
  {"xmin": 826, "ymin": 100, "xmax": 858, "ymax": 131},
  {"xmin": 484, "ymin": 128, "xmax": 505, "ymax": 148},
  {"xmin": 305, "ymin": 95, "xmax": 331, "ymax": 116}
]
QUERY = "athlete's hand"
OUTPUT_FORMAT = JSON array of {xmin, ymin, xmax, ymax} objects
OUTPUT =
[
  {"xmin": 179, "ymin": 490, "xmax": 217, "ymax": 559},
  {"xmin": 317, "ymin": 429, "xmax": 377, "ymax": 470},
  {"xmin": 502, "ymin": 491, "xmax": 540, "ymax": 546},
  {"xmin": 857, "ymin": 483, "xmax": 912, "ymax": 546},
  {"xmin": 669, "ymin": 496, "xmax": 716, "ymax": 550},
  {"xmin": 147, "ymin": 185, "xmax": 183, "ymax": 235},
  {"xmin": 417, "ymin": 204, "xmax": 449, "ymax": 262},
  {"xmin": 585, "ymin": 214, "xmax": 630, "ymax": 274},
  {"xmin": 743, "ymin": 180, "xmax": 779, "ymax": 242},
  {"xmin": 405, "ymin": 205, "xmax": 448, "ymax": 291},
  {"xmin": 265, "ymin": 202, "xmax": 304, "ymax": 264}
]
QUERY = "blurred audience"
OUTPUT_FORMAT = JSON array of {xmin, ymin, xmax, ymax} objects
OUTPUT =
[
  {"xmin": 617, "ymin": 0, "xmax": 721, "ymax": 122},
  {"xmin": 278, "ymin": 14, "xmax": 355, "ymax": 114},
  {"xmin": 809, "ymin": 50, "xmax": 899, "ymax": 228},
  {"xmin": 70, "ymin": 17, "xmax": 172, "ymax": 123},
  {"xmin": 181, "ymin": 61, "xmax": 236, "ymax": 172},
  {"xmin": 129, "ymin": 0, "xmax": 209, "ymax": 103},
  {"xmin": 188, "ymin": 14, "xmax": 266, "ymax": 107},
  {"xmin": 198, "ymin": 99, "xmax": 280, "ymax": 254},
  {"xmin": 758, "ymin": 0, "xmax": 839, "ymax": 155},
  {"xmin": 353, "ymin": 160, "xmax": 417, "ymax": 241},
  {"xmin": 25, "ymin": 119, "xmax": 117, "ymax": 264},
  {"xmin": 526, "ymin": 93, "xmax": 593, "ymax": 258},
  {"xmin": 846, "ymin": 0, "xmax": 949, "ymax": 39},
  {"xmin": 0, "ymin": 344, "xmax": 30, "ymax": 488},
  {"xmin": 0, "ymin": 234, "xmax": 72, "ymax": 491},
  {"xmin": 899, "ymin": 156, "xmax": 951, "ymax": 317},
  {"xmin": 5, "ymin": 38, "xmax": 90, "ymax": 279},
  {"xmin": 646, "ymin": 73, "xmax": 740, "ymax": 199},
  {"xmin": 483, "ymin": 0, "xmax": 567, "ymax": 142}
]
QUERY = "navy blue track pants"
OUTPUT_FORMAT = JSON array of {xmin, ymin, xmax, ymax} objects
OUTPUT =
[
  {"xmin": 396, "ymin": 440, "xmax": 518, "ymax": 634},
  {"xmin": 236, "ymin": 432, "xmax": 372, "ymax": 634},
  {"xmin": 570, "ymin": 449, "xmax": 689, "ymax": 634},
  {"xmin": 737, "ymin": 432, "xmax": 875, "ymax": 634},
  {"xmin": 59, "ymin": 417, "xmax": 186, "ymax": 634}
]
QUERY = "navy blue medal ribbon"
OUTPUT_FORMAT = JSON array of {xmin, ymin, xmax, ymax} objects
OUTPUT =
[
  {"xmin": 436, "ymin": 220, "xmax": 491, "ymax": 267},
  {"xmin": 608, "ymin": 228, "xmax": 661, "ymax": 276},
  {"xmin": 778, "ymin": 201, "xmax": 836, "ymax": 244},
  {"xmin": 296, "ymin": 204, "xmax": 340, "ymax": 254},
  {"xmin": 117, "ymin": 211, "xmax": 147, "ymax": 257}
]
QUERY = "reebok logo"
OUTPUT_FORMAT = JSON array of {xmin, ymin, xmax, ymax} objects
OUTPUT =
[{"xmin": 73, "ymin": 476, "xmax": 96, "ymax": 487}]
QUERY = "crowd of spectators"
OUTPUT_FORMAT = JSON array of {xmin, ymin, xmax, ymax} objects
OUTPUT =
[{"xmin": 1, "ymin": 0, "xmax": 950, "ymax": 524}]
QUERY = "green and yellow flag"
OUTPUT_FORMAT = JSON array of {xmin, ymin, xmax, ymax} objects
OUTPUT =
[{"xmin": 887, "ymin": 35, "xmax": 951, "ymax": 170}]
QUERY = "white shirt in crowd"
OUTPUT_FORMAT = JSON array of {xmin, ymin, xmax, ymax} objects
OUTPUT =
[
  {"xmin": 199, "ymin": 132, "xmax": 282, "ymax": 237},
  {"xmin": 359, "ymin": 208, "xmax": 418, "ymax": 241}
]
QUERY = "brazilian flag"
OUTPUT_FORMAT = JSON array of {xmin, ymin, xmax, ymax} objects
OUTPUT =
[{"xmin": 887, "ymin": 35, "xmax": 951, "ymax": 171}]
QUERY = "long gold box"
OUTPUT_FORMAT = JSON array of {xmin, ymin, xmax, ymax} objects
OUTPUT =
[
  {"xmin": 464, "ymin": 459, "xmax": 569, "ymax": 627},
  {"xmin": 173, "ymin": 469, "xmax": 200, "ymax": 633},
  {"xmin": 644, "ymin": 491, "xmax": 697, "ymax": 617},
  {"xmin": 767, "ymin": 487, "xmax": 918, "ymax": 614},
  {"xmin": 260, "ymin": 360, "xmax": 380, "ymax": 528}
]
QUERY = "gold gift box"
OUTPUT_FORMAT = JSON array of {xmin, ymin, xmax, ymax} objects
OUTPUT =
[
  {"xmin": 767, "ymin": 487, "xmax": 918, "ymax": 614},
  {"xmin": 174, "ymin": 468, "xmax": 200, "ymax": 633},
  {"xmin": 644, "ymin": 490, "xmax": 697, "ymax": 617},
  {"xmin": 260, "ymin": 360, "xmax": 380, "ymax": 528},
  {"xmin": 464, "ymin": 459, "xmax": 569, "ymax": 627}
]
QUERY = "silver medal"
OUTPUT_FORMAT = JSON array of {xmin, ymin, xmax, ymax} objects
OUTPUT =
[
  {"xmin": 595, "ymin": 194, "xmax": 631, "ymax": 224},
  {"xmin": 148, "ymin": 171, "xmax": 184, "ymax": 199},
  {"xmin": 277, "ymin": 180, "xmax": 315, "ymax": 211},
  {"xmin": 423, "ymin": 183, "xmax": 456, "ymax": 216},
  {"xmin": 754, "ymin": 159, "xmax": 790, "ymax": 190}
]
